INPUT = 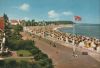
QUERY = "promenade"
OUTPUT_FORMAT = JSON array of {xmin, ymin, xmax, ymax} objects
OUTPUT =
[
  {"xmin": 33, "ymin": 35, "xmax": 100, "ymax": 68},
  {"xmin": 21, "ymin": 32, "xmax": 100, "ymax": 68}
]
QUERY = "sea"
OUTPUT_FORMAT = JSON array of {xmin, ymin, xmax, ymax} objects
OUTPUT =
[{"xmin": 58, "ymin": 24, "xmax": 100, "ymax": 39}]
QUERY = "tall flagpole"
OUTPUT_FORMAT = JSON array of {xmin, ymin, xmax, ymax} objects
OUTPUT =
[
  {"xmin": 72, "ymin": 16, "xmax": 81, "ymax": 57},
  {"xmin": 72, "ymin": 19, "xmax": 76, "ymax": 57}
]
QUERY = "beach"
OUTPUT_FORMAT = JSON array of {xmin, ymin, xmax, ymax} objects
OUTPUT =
[
  {"xmin": 23, "ymin": 24, "xmax": 100, "ymax": 68},
  {"xmin": 52, "ymin": 25, "xmax": 100, "ymax": 62}
]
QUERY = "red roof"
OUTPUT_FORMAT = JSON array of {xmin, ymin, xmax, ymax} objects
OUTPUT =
[
  {"xmin": 0, "ymin": 17, "xmax": 4, "ymax": 30},
  {"xmin": 10, "ymin": 20, "xmax": 19, "ymax": 23}
]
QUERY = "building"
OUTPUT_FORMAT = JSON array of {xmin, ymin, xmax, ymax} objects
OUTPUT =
[
  {"xmin": 0, "ymin": 16, "xmax": 9, "ymax": 54},
  {"xmin": 0, "ymin": 16, "xmax": 4, "ymax": 31},
  {"xmin": 10, "ymin": 20, "xmax": 21, "ymax": 25},
  {"xmin": 0, "ymin": 16, "xmax": 4, "ymax": 53}
]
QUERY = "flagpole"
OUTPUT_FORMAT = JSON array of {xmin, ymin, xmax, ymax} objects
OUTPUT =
[
  {"xmin": 72, "ymin": 23, "xmax": 75, "ymax": 45},
  {"xmin": 72, "ymin": 16, "xmax": 77, "ymax": 57},
  {"xmin": 72, "ymin": 16, "xmax": 81, "ymax": 57},
  {"xmin": 72, "ymin": 22, "xmax": 76, "ymax": 57}
]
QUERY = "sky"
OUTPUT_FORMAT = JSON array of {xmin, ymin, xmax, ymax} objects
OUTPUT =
[{"xmin": 0, "ymin": 0, "xmax": 100, "ymax": 24}]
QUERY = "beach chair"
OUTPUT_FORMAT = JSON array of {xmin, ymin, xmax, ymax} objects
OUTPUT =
[{"xmin": 82, "ymin": 51, "xmax": 88, "ymax": 55}]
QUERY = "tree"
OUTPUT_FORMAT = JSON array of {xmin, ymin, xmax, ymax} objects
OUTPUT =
[
  {"xmin": 0, "ymin": 60, "xmax": 5, "ymax": 67},
  {"xmin": 30, "ymin": 47, "xmax": 41, "ymax": 55},
  {"xmin": 3, "ymin": 14, "xmax": 12, "ymax": 52},
  {"xmin": 3, "ymin": 13, "xmax": 9, "ymax": 23},
  {"xmin": 13, "ymin": 24, "xmax": 23, "ymax": 32},
  {"xmin": 19, "ymin": 61, "xmax": 28, "ymax": 68},
  {"xmin": 7, "ymin": 60, "xmax": 17, "ymax": 68}
]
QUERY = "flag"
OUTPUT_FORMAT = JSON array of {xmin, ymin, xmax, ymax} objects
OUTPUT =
[{"xmin": 74, "ymin": 16, "xmax": 81, "ymax": 21}]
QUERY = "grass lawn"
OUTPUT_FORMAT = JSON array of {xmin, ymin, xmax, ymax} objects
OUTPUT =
[
  {"xmin": 17, "ymin": 50, "xmax": 32, "ymax": 57},
  {"xmin": 5, "ymin": 58, "xmax": 34, "ymax": 63}
]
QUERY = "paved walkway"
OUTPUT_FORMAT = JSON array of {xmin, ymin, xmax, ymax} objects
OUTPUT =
[
  {"xmin": 0, "ymin": 57, "xmax": 34, "ymax": 60},
  {"xmin": 34, "ymin": 36, "xmax": 100, "ymax": 68},
  {"xmin": 4, "ymin": 56, "xmax": 34, "ymax": 59},
  {"xmin": 46, "ymin": 36, "xmax": 100, "ymax": 62}
]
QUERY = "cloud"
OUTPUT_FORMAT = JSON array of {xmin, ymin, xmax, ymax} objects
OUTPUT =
[
  {"xmin": 19, "ymin": 3, "xmax": 30, "ymax": 11},
  {"xmin": 48, "ymin": 10, "xmax": 59, "ymax": 18},
  {"xmin": 48, "ymin": 10, "xmax": 74, "ymax": 20},
  {"xmin": 62, "ymin": 11, "xmax": 74, "ymax": 16}
]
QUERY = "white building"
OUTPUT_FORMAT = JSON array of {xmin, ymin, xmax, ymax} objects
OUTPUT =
[{"xmin": 10, "ymin": 20, "xmax": 21, "ymax": 25}]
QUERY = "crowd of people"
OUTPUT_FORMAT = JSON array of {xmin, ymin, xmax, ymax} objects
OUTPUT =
[{"xmin": 24, "ymin": 25, "xmax": 100, "ymax": 53}]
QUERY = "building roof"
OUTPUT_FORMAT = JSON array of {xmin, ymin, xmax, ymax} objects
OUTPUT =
[
  {"xmin": 0, "ymin": 16, "xmax": 4, "ymax": 30},
  {"xmin": 10, "ymin": 20, "xmax": 19, "ymax": 23}
]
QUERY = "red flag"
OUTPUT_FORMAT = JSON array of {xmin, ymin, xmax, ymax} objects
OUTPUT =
[{"xmin": 74, "ymin": 16, "xmax": 81, "ymax": 21}]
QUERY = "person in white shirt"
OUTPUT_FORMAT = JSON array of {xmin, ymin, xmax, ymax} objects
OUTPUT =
[
  {"xmin": 72, "ymin": 44, "xmax": 78, "ymax": 57},
  {"xmin": 91, "ymin": 41, "xmax": 96, "ymax": 50},
  {"xmin": 97, "ymin": 46, "xmax": 100, "ymax": 53},
  {"xmin": 79, "ymin": 41, "xmax": 85, "ymax": 48},
  {"xmin": 65, "ymin": 37, "xmax": 69, "ymax": 44}
]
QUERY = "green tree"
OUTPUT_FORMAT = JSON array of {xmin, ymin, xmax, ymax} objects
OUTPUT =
[
  {"xmin": 31, "ymin": 47, "xmax": 41, "ymax": 55},
  {"xmin": 0, "ymin": 60, "xmax": 5, "ymax": 67},
  {"xmin": 3, "ymin": 13, "xmax": 12, "ymax": 50},
  {"xmin": 13, "ymin": 24, "xmax": 23, "ymax": 32},
  {"xmin": 7, "ymin": 60, "xmax": 17, "ymax": 68}
]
